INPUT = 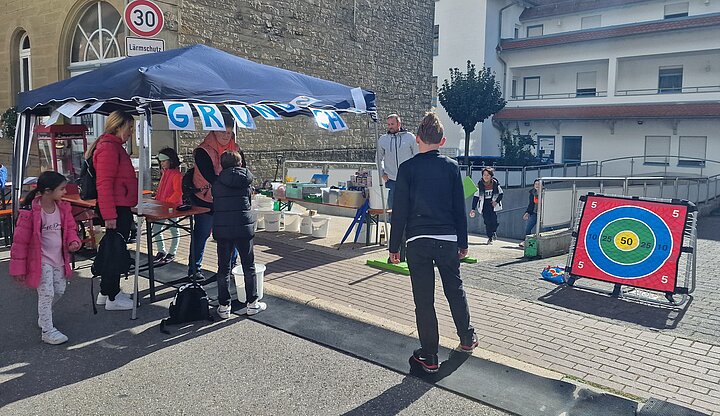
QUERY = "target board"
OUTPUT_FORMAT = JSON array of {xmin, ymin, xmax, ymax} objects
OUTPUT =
[{"xmin": 569, "ymin": 195, "xmax": 688, "ymax": 292}]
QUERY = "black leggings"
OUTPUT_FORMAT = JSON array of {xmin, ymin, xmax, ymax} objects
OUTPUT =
[
  {"xmin": 100, "ymin": 206, "xmax": 133, "ymax": 300},
  {"xmin": 482, "ymin": 201, "xmax": 499, "ymax": 238}
]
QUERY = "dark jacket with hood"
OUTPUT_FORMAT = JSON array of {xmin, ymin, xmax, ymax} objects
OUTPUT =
[{"xmin": 212, "ymin": 167, "xmax": 256, "ymax": 240}]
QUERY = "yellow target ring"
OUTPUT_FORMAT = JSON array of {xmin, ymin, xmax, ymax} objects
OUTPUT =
[{"xmin": 614, "ymin": 230, "xmax": 639, "ymax": 251}]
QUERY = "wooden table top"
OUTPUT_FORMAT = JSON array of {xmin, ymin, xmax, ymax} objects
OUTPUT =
[
  {"xmin": 132, "ymin": 199, "xmax": 209, "ymax": 221},
  {"xmin": 63, "ymin": 190, "xmax": 154, "ymax": 209}
]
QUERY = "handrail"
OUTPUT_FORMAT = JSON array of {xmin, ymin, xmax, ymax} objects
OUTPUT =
[
  {"xmin": 509, "ymin": 91, "xmax": 608, "ymax": 100},
  {"xmin": 616, "ymin": 85, "xmax": 720, "ymax": 95},
  {"xmin": 599, "ymin": 155, "xmax": 720, "ymax": 178},
  {"xmin": 458, "ymin": 161, "xmax": 599, "ymax": 188},
  {"xmin": 535, "ymin": 175, "xmax": 720, "ymax": 238}
]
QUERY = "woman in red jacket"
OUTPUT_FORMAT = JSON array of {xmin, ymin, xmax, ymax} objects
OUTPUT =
[
  {"xmin": 152, "ymin": 147, "xmax": 182, "ymax": 264},
  {"xmin": 87, "ymin": 110, "xmax": 138, "ymax": 311}
]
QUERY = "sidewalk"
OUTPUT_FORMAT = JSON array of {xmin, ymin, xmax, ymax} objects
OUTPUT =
[{"xmin": 162, "ymin": 210, "xmax": 720, "ymax": 415}]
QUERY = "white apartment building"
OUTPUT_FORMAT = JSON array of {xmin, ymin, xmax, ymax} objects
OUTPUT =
[{"xmin": 434, "ymin": 0, "xmax": 720, "ymax": 177}]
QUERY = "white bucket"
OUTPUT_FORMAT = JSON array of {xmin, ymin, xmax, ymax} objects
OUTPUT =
[
  {"xmin": 300, "ymin": 215, "xmax": 313, "ymax": 235},
  {"xmin": 283, "ymin": 212, "xmax": 301, "ymax": 232},
  {"xmin": 368, "ymin": 186, "xmax": 390, "ymax": 210},
  {"xmin": 232, "ymin": 263, "xmax": 266, "ymax": 303},
  {"xmin": 264, "ymin": 211, "xmax": 282, "ymax": 232},
  {"xmin": 311, "ymin": 215, "xmax": 331, "ymax": 238}
]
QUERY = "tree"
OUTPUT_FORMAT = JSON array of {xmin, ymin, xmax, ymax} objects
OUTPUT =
[
  {"xmin": 0, "ymin": 107, "xmax": 18, "ymax": 140},
  {"xmin": 499, "ymin": 127, "xmax": 536, "ymax": 166},
  {"xmin": 438, "ymin": 61, "xmax": 505, "ymax": 175}
]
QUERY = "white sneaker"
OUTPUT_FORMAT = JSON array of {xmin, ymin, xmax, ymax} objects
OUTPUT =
[
  {"xmin": 105, "ymin": 296, "xmax": 134, "ymax": 311},
  {"xmin": 217, "ymin": 304, "xmax": 231, "ymax": 319},
  {"xmin": 42, "ymin": 328, "xmax": 68, "ymax": 345},
  {"xmin": 96, "ymin": 291, "xmax": 132, "ymax": 305},
  {"xmin": 240, "ymin": 301, "xmax": 267, "ymax": 316}
]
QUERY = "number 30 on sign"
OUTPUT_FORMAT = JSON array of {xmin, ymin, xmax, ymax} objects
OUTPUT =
[{"xmin": 124, "ymin": 0, "xmax": 165, "ymax": 38}]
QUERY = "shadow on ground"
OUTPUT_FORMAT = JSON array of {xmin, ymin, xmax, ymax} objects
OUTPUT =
[
  {"xmin": 0, "ymin": 256, "xmax": 239, "ymax": 408},
  {"xmin": 538, "ymin": 284, "xmax": 691, "ymax": 329}
]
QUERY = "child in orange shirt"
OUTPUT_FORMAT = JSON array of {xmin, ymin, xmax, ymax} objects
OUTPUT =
[{"xmin": 153, "ymin": 147, "xmax": 182, "ymax": 264}]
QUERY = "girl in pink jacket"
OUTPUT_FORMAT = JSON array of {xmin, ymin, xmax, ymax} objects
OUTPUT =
[{"xmin": 10, "ymin": 171, "xmax": 81, "ymax": 345}]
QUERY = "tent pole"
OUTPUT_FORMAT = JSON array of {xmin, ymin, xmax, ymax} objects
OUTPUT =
[
  {"xmin": 131, "ymin": 106, "xmax": 148, "ymax": 320},
  {"xmin": 374, "ymin": 116, "xmax": 389, "ymax": 247}
]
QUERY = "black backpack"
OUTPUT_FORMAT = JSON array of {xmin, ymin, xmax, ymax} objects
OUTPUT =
[
  {"xmin": 160, "ymin": 282, "xmax": 213, "ymax": 333},
  {"xmin": 181, "ymin": 167, "xmax": 200, "ymax": 205},
  {"xmin": 79, "ymin": 156, "xmax": 97, "ymax": 200}
]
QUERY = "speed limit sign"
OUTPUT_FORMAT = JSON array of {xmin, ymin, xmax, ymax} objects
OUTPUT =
[{"xmin": 124, "ymin": 0, "xmax": 164, "ymax": 38}]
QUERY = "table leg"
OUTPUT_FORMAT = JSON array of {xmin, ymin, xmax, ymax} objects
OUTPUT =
[
  {"xmin": 364, "ymin": 212, "xmax": 371, "ymax": 246},
  {"xmin": 189, "ymin": 215, "xmax": 196, "ymax": 278},
  {"xmin": 146, "ymin": 217, "xmax": 156, "ymax": 302}
]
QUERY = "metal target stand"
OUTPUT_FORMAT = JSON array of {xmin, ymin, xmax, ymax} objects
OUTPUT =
[{"xmin": 564, "ymin": 193, "xmax": 697, "ymax": 308}]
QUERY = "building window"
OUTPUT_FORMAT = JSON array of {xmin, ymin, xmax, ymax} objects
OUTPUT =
[
  {"xmin": 644, "ymin": 136, "xmax": 671, "ymax": 164},
  {"xmin": 71, "ymin": 1, "xmax": 123, "ymax": 66},
  {"xmin": 523, "ymin": 77, "xmax": 540, "ymax": 99},
  {"xmin": 678, "ymin": 136, "xmax": 707, "ymax": 166},
  {"xmin": 431, "ymin": 76, "xmax": 438, "ymax": 107},
  {"xmin": 433, "ymin": 25, "xmax": 439, "ymax": 56},
  {"xmin": 511, "ymin": 79, "xmax": 518, "ymax": 99},
  {"xmin": 581, "ymin": 15, "xmax": 601, "ymax": 29},
  {"xmin": 514, "ymin": 27, "xmax": 519, "ymax": 39},
  {"xmin": 526, "ymin": 24, "xmax": 543, "ymax": 37},
  {"xmin": 576, "ymin": 71, "xmax": 597, "ymax": 97},
  {"xmin": 664, "ymin": 2, "xmax": 689, "ymax": 19},
  {"xmin": 658, "ymin": 66, "xmax": 683, "ymax": 94},
  {"xmin": 19, "ymin": 33, "xmax": 31, "ymax": 92}
]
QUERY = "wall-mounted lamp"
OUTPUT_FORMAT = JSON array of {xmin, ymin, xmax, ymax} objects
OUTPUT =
[
  {"xmin": 524, "ymin": 122, "xmax": 531, "ymax": 126},
  {"xmin": 637, "ymin": 120, "xmax": 644, "ymax": 125}
]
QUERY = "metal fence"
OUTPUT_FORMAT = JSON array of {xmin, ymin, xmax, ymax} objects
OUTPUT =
[{"xmin": 536, "ymin": 175, "xmax": 720, "ymax": 235}]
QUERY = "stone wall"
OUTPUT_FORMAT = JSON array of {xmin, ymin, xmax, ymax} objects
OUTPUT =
[{"xmin": 177, "ymin": 0, "xmax": 435, "ymax": 183}]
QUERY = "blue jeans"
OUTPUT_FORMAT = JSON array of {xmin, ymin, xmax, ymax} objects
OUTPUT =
[
  {"xmin": 525, "ymin": 213, "xmax": 537, "ymax": 236},
  {"xmin": 190, "ymin": 212, "xmax": 237, "ymax": 275},
  {"xmin": 385, "ymin": 179, "xmax": 395, "ymax": 210}
]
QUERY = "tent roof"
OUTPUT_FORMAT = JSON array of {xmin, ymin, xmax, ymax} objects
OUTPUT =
[{"xmin": 17, "ymin": 44, "xmax": 376, "ymax": 116}]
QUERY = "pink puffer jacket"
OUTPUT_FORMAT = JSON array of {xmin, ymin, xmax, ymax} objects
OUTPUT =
[{"xmin": 9, "ymin": 199, "xmax": 81, "ymax": 288}]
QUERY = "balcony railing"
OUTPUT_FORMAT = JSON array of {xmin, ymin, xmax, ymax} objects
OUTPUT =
[
  {"xmin": 510, "ymin": 91, "xmax": 607, "ymax": 100},
  {"xmin": 616, "ymin": 85, "xmax": 720, "ymax": 96}
]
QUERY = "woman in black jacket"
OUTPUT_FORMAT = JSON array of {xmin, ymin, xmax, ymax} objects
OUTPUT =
[{"xmin": 212, "ymin": 151, "xmax": 265, "ymax": 319}]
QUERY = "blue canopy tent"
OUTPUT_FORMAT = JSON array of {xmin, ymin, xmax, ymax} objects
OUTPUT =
[{"xmin": 13, "ymin": 44, "xmax": 383, "ymax": 318}]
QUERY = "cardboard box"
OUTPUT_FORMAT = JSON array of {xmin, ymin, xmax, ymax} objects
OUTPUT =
[{"xmin": 338, "ymin": 190, "xmax": 366, "ymax": 208}]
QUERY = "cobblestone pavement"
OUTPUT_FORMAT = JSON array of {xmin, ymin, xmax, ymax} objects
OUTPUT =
[{"xmin": 99, "ymin": 210, "xmax": 720, "ymax": 414}]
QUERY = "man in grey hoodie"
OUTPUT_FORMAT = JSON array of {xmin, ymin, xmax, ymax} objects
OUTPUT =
[{"xmin": 376, "ymin": 114, "xmax": 418, "ymax": 210}]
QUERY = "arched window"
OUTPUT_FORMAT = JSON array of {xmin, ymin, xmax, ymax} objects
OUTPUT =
[
  {"xmin": 70, "ymin": 1, "xmax": 123, "ymax": 70},
  {"xmin": 19, "ymin": 33, "xmax": 31, "ymax": 92}
]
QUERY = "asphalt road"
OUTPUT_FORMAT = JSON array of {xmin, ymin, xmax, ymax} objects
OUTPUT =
[{"xmin": 0, "ymin": 308, "xmax": 509, "ymax": 416}]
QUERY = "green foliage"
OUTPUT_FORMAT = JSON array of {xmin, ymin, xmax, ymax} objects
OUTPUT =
[
  {"xmin": 438, "ymin": 61, "xmax": 506, "ymax": 174},
  {"xmin": 438, "ymin": 61, "xmax": 506, "ymax": 134},
  {"xmin": 0, "ymin": 107, "xmax": 18, "ymax": 140},
  {"xmin": 500, "ymin": 127, "xmax": 537, "ymax": 166}
]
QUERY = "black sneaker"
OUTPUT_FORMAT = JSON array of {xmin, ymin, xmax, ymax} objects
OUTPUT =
[
  {"xmin": 411, "ymin": 349, "xmax": 439, "ymax": 373},
  {"xmin": 163, "ymin": 253, "xmax": 175, "ymax": 264},
  {"xmin": 189, "ymin": 271, "xmax": 206, "ymax": 282},
  {"xmin": 153, "ymin": 252, "xmax": 167, "ymax": 263},
  {"xmin": 460, "ymin": 332, "xmax": 478, "ymax": 353}
]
